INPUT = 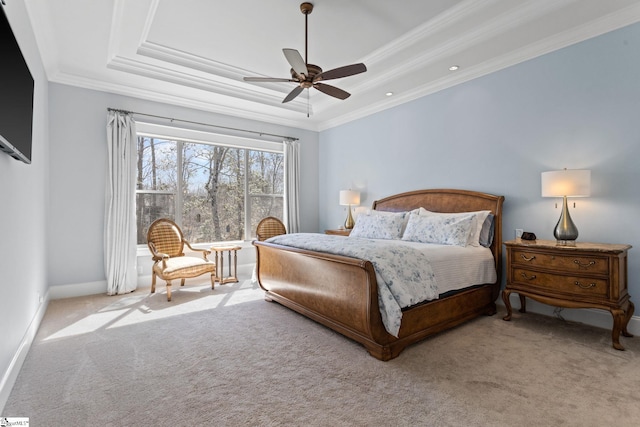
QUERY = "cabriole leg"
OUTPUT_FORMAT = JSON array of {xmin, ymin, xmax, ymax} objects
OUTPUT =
[
  {"xmin": 611, "ymin": 308, "xmax": 626, "ymax": 351},
  {"xmin": 502, "ymin": 289, "xmax": 513, "ymax": 321},
  {"xmin": 622, "ymin": 301, "xmax": 634, "ymax": 338}
]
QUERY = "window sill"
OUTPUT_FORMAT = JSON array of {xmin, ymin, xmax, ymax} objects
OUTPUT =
[{"xmin": 137, "ymin": 240, "xmax": 255, "ymax": 257}]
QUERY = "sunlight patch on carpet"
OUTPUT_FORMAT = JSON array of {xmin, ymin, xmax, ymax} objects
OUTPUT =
[{"xmin": 43, "ymin": 280, "xmax": 263, "ymax": 341}]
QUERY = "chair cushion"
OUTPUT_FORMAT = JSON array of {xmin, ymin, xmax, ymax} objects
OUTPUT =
[{"xmin": 154, "ymin": 256, "xmax": 216, "ymax": 280}]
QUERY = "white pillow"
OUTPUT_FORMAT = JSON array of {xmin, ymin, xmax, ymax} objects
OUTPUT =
[
  {"xmin": 418, "ymin": 208, "xmax": 491, "ymax": 247},
  {"xmin": 402, "ymin": 212, "xmax": 474, "ymax": 246},
  {"xmin": 349, "ymin": 213, "xmax": 405, "ymax": 240},
  {"xmin": 370, "ymin": 209, "xmax": 419, "ymax": 235}
]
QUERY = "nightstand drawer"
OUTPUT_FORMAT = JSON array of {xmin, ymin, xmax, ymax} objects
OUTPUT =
[
  {"xmin": 512, "ymin": 249, "xmax": 608, "ymax": 274},
  {"xmin": 512, "ymin": 268, "xmax": 609, "ymax": 297}
]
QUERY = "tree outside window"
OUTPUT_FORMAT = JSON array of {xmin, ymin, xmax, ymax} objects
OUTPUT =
[{"xmin": 136, "ymin": 136, "xmax": 283, "ymax": 245}]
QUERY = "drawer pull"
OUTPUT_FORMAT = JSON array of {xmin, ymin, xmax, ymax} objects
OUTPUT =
[
  {"xmin": 574, "ymin": 260, "xmax": 596, "ymax": 269},
  {"xmin": 520, "ymin": 254, "xmax": 536, "ymax": 262},
  {"xmin": 520, "ymin": 272, "xmax": 537, "ymax": 280},
  {"xmin": 574, "ymin": 281, "xmax": 596, "ymax": 289}
]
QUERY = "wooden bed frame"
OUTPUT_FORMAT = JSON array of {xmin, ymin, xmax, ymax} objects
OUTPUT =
[{"xmin": 253, "ymin": 189, "xmax": 505, "ymax": 360}]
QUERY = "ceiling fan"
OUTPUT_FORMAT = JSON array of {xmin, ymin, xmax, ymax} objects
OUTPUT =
[{"xmin": 243, "ymin": 2, "xmax": 367, "ymax": 104}]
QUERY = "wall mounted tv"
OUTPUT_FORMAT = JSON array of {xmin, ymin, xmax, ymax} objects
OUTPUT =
[{"xmin": 0, "ymin": 4, "xmax": 34, "ymax": 164}]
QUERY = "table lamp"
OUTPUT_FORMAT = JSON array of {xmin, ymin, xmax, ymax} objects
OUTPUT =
[
  {"xmin": 339, "ymin": 190, "xmax": 360, "ymax": 229},
  {"xmin": 541, "ymin": 169, "xmax": 591, "ymax": 245}
]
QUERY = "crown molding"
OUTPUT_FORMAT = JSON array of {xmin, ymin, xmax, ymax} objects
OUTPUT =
[
  {"xmin": 137, "ymin": 41, "xmax": 246, "ymax": 81},
  {"xmin": 362, "ymin": 0, "xmax": 499, "ymax": 66},
  {"xmin": 106, "ymin": 55, "xmax": 309, "ymax": 114},
  {"xmin": 48, "ymin": 70, "xmax": 319, "ymax": 131}
]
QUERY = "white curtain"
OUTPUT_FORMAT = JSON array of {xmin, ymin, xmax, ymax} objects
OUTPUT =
[
  {"xmin": 283, "ymin": 139, "xmax": 301, "ymax": 233},
  {"xmin": 104, "ymin": 110, "xmax": 138, "ymax": 295}
]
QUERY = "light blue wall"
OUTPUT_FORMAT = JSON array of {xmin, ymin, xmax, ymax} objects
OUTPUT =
[{"xmin": 319, "ymin": 23, "xmax": 640, "ymax": 302}]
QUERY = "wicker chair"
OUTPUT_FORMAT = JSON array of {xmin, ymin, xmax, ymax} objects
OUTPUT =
[
  {"xmin": 147, "ymin": 218, "xmax": 216, "ymax": 301},
  {"xmin": 256, "ymin": 216, "xmax": 286, "ymax": 241}
]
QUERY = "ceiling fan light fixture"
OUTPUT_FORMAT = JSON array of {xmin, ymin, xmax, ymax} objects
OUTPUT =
[{"xmin": 242, "ymin": 2, "xmax": 367, "ymax": 109}]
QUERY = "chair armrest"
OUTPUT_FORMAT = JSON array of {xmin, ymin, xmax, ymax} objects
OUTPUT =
[
  {"xmin": 184, "ymin": 240, "xmax": 211, "ymax": 261},
  {"xmin": 149, "ymin": 242, "xmax": 170, "ymax": 262}
]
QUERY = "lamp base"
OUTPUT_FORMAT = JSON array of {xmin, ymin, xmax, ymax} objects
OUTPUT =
[
  {"xmin": 344, "ymin": 205, "xmax": 355, "ymax": 229},
  {"xmin": 553, "ymin": 195, "xmax": 579, "ymax": 244}
]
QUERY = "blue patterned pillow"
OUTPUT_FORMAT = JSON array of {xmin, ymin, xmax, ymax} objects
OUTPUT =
[
  {"xmin": 418, "ymin": 208, "xmax": 490, "ymax": 247},
  {"xmin": 349, "ymin": 213, "xmax": 405, "ymax": 240},
  {"xmin": 402, "ymin": 213, "xmax": 474, "ymax": 246}
]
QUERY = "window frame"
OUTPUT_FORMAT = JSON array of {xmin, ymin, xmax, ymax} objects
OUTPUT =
[{"xmin": 135, "ymin": 122, "xmax": 284, "ymax": 248}]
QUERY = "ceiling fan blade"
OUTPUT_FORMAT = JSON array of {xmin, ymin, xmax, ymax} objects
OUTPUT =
[
  {"xmin": 244, "ymin": 77, "xmax": 297, "ymax": 82},
  {"xmin": 313, "ymin": 83, "xmax": 351, "ymax": 100},
  {"xmin": 314, "ymin": 63, "xmax": 367, "ymax": 82},
  {"xmin": 283, "ymin": 48, "xmax": 308, "ymax": 77},
  {"xmin": 282, "ymin": 85, "xmax": 304, "ymax": 103}
]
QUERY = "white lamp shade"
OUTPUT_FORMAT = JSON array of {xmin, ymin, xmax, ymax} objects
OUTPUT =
[
  {"xmin": 541, "ymin": 170, "xmax": 591, "ymax": 197},
  {"xmin": 339, "ymin": 190, "xmax": 360, "ymax": 206}
]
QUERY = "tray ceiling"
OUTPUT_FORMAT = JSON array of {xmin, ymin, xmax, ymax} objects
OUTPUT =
[{"xmin": 24, "ymin": 0, "xmax": 640, "ymax": 131}]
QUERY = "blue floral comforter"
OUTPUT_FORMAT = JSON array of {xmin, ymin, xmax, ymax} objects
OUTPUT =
[{"xmin": 266, "ymin": 233, "xmax": 438, "ymax": 337}]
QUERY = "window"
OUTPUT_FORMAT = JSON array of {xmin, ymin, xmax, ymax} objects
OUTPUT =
[{"xmin": 135, "ymin": 124, "xmax": 284, "ymax": 245}]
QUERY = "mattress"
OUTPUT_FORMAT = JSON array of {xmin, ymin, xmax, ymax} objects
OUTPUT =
[{"xmin": 379, "ymin": 239, "xmax": 497, "ymax": 295}]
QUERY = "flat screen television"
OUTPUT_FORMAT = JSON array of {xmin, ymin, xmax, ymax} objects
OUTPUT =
[{"xmin": 0, "ymin": 4, "xmax": 34, "ymax": 164}]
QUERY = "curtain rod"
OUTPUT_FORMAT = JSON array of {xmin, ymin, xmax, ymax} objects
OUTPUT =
[{"xmin": 107, "ymin": 108, "xmax": 299, "ymax": 141}]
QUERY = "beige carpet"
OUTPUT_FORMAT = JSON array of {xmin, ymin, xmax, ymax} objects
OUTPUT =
[{"xmin": 4, "ymin": 267, "xmax": 640, "ymax": 426}]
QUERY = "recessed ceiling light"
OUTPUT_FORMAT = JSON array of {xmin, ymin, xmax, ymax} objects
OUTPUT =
[
  {"xmin": 385, "ymin": 92, "xmax": 393, "ymax": 96},
  {"xmin": 449, "ymin": 65, "xmax": 460, "ymax": 71}
]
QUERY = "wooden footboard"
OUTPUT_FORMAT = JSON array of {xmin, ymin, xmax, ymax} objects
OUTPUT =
[
  {"xmin": 253, "ymin": 242, "xmax": 387, "ymax": 345},
  {"xmin": 254, "ymin": 240, "xmax": 497, "ymax": 360},
  {"xmin": 254, "ymin": 189, "xmax": 504, "ymax": 360}
]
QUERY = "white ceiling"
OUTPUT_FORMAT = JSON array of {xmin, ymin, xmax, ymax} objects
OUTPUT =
[{"xmin": 24, "ymin": 0, "xmax": 640, "ymax": 131}]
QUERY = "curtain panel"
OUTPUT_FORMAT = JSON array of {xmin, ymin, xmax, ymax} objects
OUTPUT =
[
  {"xmin": 283, "ymin": 139, "xmax": 301, "ymax": 233},
  {"xmin": 104, "ymin": 110, "xmax": 138, "ymax": 295}
]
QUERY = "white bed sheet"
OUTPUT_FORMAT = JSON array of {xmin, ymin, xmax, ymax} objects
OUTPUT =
[{"xmin": 376, "ymin": 239, "xmax": 497, "ymax": 296}]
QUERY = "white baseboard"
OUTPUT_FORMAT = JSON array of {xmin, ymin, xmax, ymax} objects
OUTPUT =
[
  {"xmin": 499, "ymin": 293, "xmax": 640, "ymax": 336},
  {"xmin": 48, "ymin": 263, "xmax": 257, "ymax": 300},
  {"xmin": 0, "ymin": 290, "xmax": 50, "ymax": 413},
  {"xmin": 49, "ymin": 280, "xmax": 107, "ymax": 300}
]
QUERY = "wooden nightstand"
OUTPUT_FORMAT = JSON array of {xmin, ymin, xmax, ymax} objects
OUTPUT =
[
  {"xmin": 325, "ymin": 228, "xmax": 351, "ymax": 236},
  {"xmin": 503, "ymin": 239, "xmax": 634, "ymax": 350}
]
